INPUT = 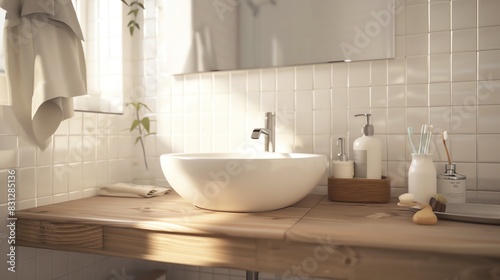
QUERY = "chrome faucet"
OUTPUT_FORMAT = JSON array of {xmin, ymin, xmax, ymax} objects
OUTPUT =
[{"xmin": 251, "ymin": 112, "xmax": 275, "ymax": 152}]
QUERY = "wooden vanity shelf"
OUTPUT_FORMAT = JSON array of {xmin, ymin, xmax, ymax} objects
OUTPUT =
[{"xmin": 14, "ymin": 193, "xmax": 500, "ymax": 279}]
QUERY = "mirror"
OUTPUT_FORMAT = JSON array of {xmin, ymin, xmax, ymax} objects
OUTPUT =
[{"xmin": 164, "ymin": 0, "xmax": 395, "ymax": 74}]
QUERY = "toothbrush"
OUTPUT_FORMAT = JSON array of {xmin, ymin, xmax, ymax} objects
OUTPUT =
[
  {"xmin": 442, "ymin": 131, "xmax": 452, "ymax": 164},
  {"xmin": 407, "ymin": 127, "xmax": 417, "ymax": 154},
  {"xmin": 418, "ymin": 124, "xmax": 427, "ymax": 154},
  {"xmin": 424, "ymin": 125, "xmax": 433, "ymax": 154}
]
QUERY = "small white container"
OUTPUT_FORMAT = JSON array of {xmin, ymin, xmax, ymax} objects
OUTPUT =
[
  {"xmin": 331, "ymin": 160, "xmax": 354, "ymax": 179},
  {"xmin": 408, "ymin": 153, "xmax": 437, "ymax": 205}
]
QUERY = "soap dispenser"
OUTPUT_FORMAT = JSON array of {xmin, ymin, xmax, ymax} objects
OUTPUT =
[
  {"xmin": 331, "ymin": 138, "xmax": 354, "ymax": 179},
  {"xmin": 353, "ymin": 114, "xmax": 381, "ymax": 179}
]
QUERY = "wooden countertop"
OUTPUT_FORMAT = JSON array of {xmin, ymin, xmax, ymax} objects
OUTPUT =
[{"xmin": 15, "ymin": 193, "xmax": 500, "ymax": 279}]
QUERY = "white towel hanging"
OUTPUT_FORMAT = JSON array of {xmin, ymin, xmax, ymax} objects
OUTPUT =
[{"xmin": 0, "ymin": 0, "xmax": 87, "ymax": 150}]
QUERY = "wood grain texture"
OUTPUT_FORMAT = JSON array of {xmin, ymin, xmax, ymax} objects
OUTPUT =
[
  {"xmin": 14, "ymin": 192, "xmax": 500, "ymax": 279},
  {"xmin": 17, "ymin": 220, "xmax": 102, "ymax": 249},
  {"xmin": 328, "ymin": 176, "xmax": 390, "ymax": 203}
]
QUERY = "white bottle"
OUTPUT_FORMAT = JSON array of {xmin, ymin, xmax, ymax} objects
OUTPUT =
[{"xmin": 353, "ymin": 114, "xmax": 381, "ymax": 179}]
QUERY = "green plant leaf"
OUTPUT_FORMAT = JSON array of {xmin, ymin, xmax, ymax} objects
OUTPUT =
[
  {"xmin": 131, "ymin": 1, "xmax": 145, "ymax": 9},
  {"xmin": 130, "ymin": 119, "xmax": 140, "ymax": 132},
  {"xmin": 129, "ymin": 26, "xmax": 135, "ymax": 36},
  {"xmin": 135, "ymin": 136, "xmax": 142, "ymax": 145},
  {"xmin": 141, "ymin": 103, "xmax": 152, "ymax": 112},
  {"xmin": 127, "ymin": 20, "xmax": 136, "ymax": 27},
  {"xmin": 141, "ymin": 117, "xmax": 150, "ymax": 133},
  {"xmin": 128, "ymin": 9, "xmax": 139, "ymax": 16},
  {"xmin": 121, "ymin": 0, "xmax": 130, "ymax": 6}
]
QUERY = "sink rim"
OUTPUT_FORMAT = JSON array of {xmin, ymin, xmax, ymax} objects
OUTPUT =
[{"xmin": 160, "ymin": 152, "xmax": 326, "ymax": 160}]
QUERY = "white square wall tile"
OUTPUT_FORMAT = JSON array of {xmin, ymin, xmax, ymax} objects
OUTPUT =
[
  {"xmin": 230, "ymin": 71, "xmax": 246, "ymax": 93},
  {"xmin": 371, "ymin": 60, "xmax": 388, "ymax": 86},
  {"xmin": 430, "ymin": 107, "xmax": 451, "ymax": 137},
  {"xmin": 406, "ymin": 34, "xmax": 428, "ymax": 56},
  {"xmin": 430, "ymin": 31, "xmax": 451, "ymax": 54},
  {"xmin": 430, "ymin": 54, "xmax": 451, "ymax": 83},
  {"xmin": 260, "ymin": 68, "xmax": 276, "ymax": 91},
  {"xmin": 52, "ymin": 164, "xmax": 69, "ymax": 195},
  {"xmin": 348, "ymin": 61, "xmax": 370, "ymax": 87},
  {"xmin": 313, "ymin": 89, "xmax": 331, "ymax": 110},
  {"xmin": 332, "ymin": 63, "xmax": 348, "ymax": 88},
  {"xmin": 17, "ymin": 167, "xmax": 36, "ymax": 201},
  {"xmin": 395, "ymin": 36, "xmax": 406, "ymax": 58},
  {"xmin": 36, "ymin": 166, "xmax": 52, "ymax": 197},
  {"xmin": 450, "ymin": 134, "xmax": 477, "ymax": 162},
  {"xmin": 348, "ymin": 87, "xmax": 370, "ymax": 109},
  {"xmin": 479, "ymin": 26, "xmax": 500, "ymax": 51},
  {"xmin": 276, "ymin": 67, "xmax": 294, "ymax": 91},
  {"xmin": 213, "ymin": 72, "xmax": 229, "ymax": 93},
  {"xmin": 453, "ymin": 29, "xmax": 477, "ymax": 53},
  {"xmin": 313, "ymin": 110, "xmax": 330, "ymax": 135},
  {"xmin": 295, "ymin": 90, "xmax": 313, "ymax": 111},
  {"xmin": 296, "ymin": 65, "xmax": 313, "ymax": 90},
  {"xmin": 53, "ymin": 135, "xmax": 68, "ymax": 164},
  {"xmin": 452, "ymin": 0, "xmax": 477, "ymax": 30},
  {"xmin": 477, "ymin": 105, "xmax": 500, "ymax": 133},
  {"xmin": 451, "ymin": 105, "xmax": 476, "ymax": 134},
  {"xmin": 430, "ymin": 1, "xmax": 450, "ymax": 32},
  {"xmin": 36, "ymin": 251, "xmax": 53, "ymax": 280},
  {"xmin": 478, "ymin": 80, "xmax": 500, "ymax": 105},
  {"xmin": 314, "ymin": 64, "xmax": 331, "ymax": 89},
  {"xmin": 477, "ymin": 135, "xmax": 500, "ymax": 163},
  {"xmin": 276, "ymin": 90, "xmax": 295, "ymax": 112},
  {"xmin": 370, "ymin": 108, "xmax": 388, "ymax": 134},
  {"xmin": 388, "ymin": 85, "xmax": 406, "ymax": 107},
  {"xmin": 18, "ymin": 137, "xmax": 36, "ymax": 167},
  {"xmin": 407, "ymin": 84, "xmax": 429, "ymax": 107},
  {"xmin": 452, "ymin": 82, "xmax": 477, "ymax": 108},
  {"xmin": 478, "ymin": 0, "xmax": 500, "ymax": 27},
  {"xmin": 387, "ymin": 135, "xmax": 406, "ymax": 161},
  {"xmin": 388, "ymin": 58, "xmax": 406, "ymax": 85},
  {"xmin": 371, "ymin": 86, "xmax": 388, "ymax": 108},
  {"xmin": 387, "ymin": 108, "xmax": 407, "ymax": 134},
  {"xmin": 247, "ymin": 69, "xmax": 261, "ymax": 92},
  {"xmin": 0, "ymin": 135, "xmax": 18, "ymax": 168},
  {"xmin": 68, "ymin": 163, "xmax": 83, "ymax": 192},
  {"xmin": 295, "ymin": 111, "xmax": 313, "ymax": 135},
  {"xmin": 407, "ymin": 56, "xmax": 428, "ymax": 84},
  {"xmin": 478, "ymin": 50, "xmax": 500, "ymax": 80},
  {"xmin": 477, "ymin": 163, "xmax": 500, "ymax": 191},
  {"xmin": 331, "ymin": 88, "xmax": 347, "ymax": 109},
  {"xmin": 430, "ymin": 83, "xmax": 451, "ymax": 106},
  {"xmin": 452, "ymin": 52, "xmax": 477, "ymax": 82},
  {"xmin": 331, "ymin": 110, "xmax": 348, "ymax": 135}
]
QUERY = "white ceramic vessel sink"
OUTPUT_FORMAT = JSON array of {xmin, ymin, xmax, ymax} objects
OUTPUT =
[{"xmin": 160, "ymin": 153, "xmax": 327, "ymax": 212}]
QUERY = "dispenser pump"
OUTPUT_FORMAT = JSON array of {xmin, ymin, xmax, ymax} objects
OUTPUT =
[
  {"xmin": 337, "ymin": 138, "xmax": 348, "ymax": 161},
  {"xmin": 355, "ymin": 113, "xmax": 374, "ymax": 136}
]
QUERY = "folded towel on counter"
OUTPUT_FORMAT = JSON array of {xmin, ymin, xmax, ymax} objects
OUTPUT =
[
  {"xmin": 97, "ymin": 183, "xmax": 171, "ymax": 198},
  {"xmin": 0, "ymin": 0, "xmax": 87, "ymax": 149}
]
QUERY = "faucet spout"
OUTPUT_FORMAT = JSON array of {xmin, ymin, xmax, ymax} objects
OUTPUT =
[
  {"xmin": 251, "ymin": 128, "xmax": 270, "ymax": 139},
  {"xmin": 251, "ymin": 112, "xmax": 275, "ymax": 152}
]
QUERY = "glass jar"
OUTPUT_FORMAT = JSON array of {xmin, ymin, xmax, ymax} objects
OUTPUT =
[
  {"xmin": 437, "ymin": 164, "xmax": 466, "ymax": 203},
  {"xmin": 408, "ymin": 153, "xmax": 437, "ymax": 205}
]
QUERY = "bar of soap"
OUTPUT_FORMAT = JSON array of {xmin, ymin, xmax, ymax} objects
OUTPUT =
[{"xmin": 412, "ymin": 205, "xmax": 437, "ymax": 225}]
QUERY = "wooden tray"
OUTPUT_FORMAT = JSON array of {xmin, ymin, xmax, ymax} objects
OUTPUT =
[{"xmin": 328, "ymin": 176, "xmax": 390, "ymax": 203}]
